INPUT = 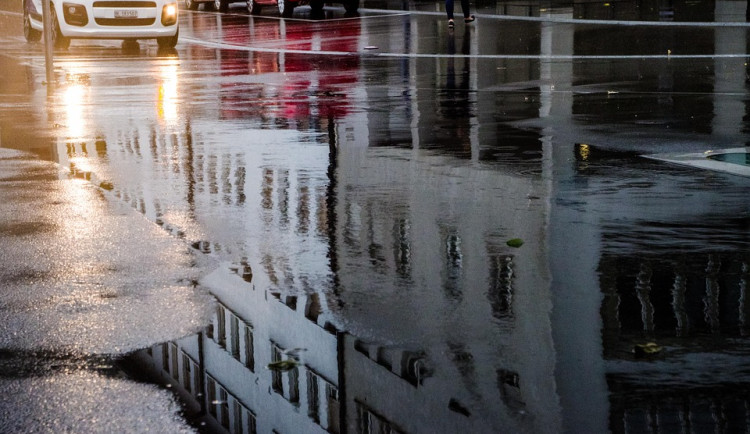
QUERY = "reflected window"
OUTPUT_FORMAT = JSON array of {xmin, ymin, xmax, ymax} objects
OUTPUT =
[
  {"xmin": 184, "ymin": 353, "xmax": 202, "ymax": 400},
  {"xmin": 326, "ymin": 384, "xmax": 340, "ymax": 434},
  {"xmin": 244, "ymin": 324, "xmax": 255, "ymax": 372},
  {"xmin": 170, "ymin": 343, "xmax": 179, "ymax": 381},
  {"xmin": 207, "ymin": 376, "xmax": 218, "ymax": 418},
  {"xmin": 488, "ymin": 255, "xmax": 514, "ymax": 320},
  {"xmin": 307, "ymin": 371, "xmax": 320, "ymax": 423},
  {"xmin": 161, "ymin": 343, "xmax": 169, "ymax": 373},
  {"xmin": 286, "ymin": 296, "xmax": 297, "ymax": 311},
  {"xmin": 233, "ymin": 400, "xmax": 257, "ymax": 434},
  {"xmin": 270, "ymin": 343, "xmax": 300, "ymax": 405},
  {"xmin": 497, "ymin": 369, "xmax": 524, "ymax": 411},
  {"xmin": 271, "ymin": 344, "xmax": 283, "ymax": 394},
  {"xmin": 289, "ymin": 367, "xmax": 299, "ymax": 404},
  {"xmin": 230, "ymin": 314, "xmax": 240, "ymax": 358},
  {"xmin": 220, "ymin": 388, "xmax": 230, "ymax": 429},
  {"xmin": 212, "ymin": 302, "xmax": 255, "ymax": 372},
  {"xmin": 262, "ymin": 168, "xmax": 274, "ymax": 210},
  {"xmin": 245, "ymin": 408, "xmax": 257, "ymax": 434},
  {"xmin": 206, "ymin": 320, "xmax": 214, "ymax": 341},
  {"xmin": 182, "ymin": 353, "xmax": 192, "ymax": 394},
  {"xmin": 206, "ymin": 373, "xmax": 257, "ymax": 434},
  {"xmin": 444, "ymin": 232, "xmax": 463, "ymax": 299},
  {"xmin": 217, "ymin": 306, "xmax": 227, "ymax": 348},
  {"xmin": 306, "ymin": 369, "xmax": 340, "ymax": 433},
  {"xmin": 393, "ymin": 219, "xmax": 412, "ymax": 278},
  {"xmin": 356, "ymin": 401, "xmax": 403, "ymax": 434},
  {"xmin": 305, "ymin": 293, "xmax": 322, "ymax": 323},
  {"xmin": 233, "ymin": 400, "xmax": 242, "ymax": 434}
]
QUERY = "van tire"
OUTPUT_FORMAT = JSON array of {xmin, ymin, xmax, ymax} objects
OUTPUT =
[
  {"xmin": 247, "ymin": 0, "xmax": 262, "ymax": 14},
  {"xmin": 157, "ymin": 28, "xmax": 179, "ymax": 49},
  {"xmin": 214, "ymin": 0, "xmax": 228, "ymax": 12},
  {"xmin": 23, "ymin": 12, "xmax": 42, "ymax": 42},
  {"xmin": 51, "ymin": 7, "xmax": 70, "ymax": 49}
]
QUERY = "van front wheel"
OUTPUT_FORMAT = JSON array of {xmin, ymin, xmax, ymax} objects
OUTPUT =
[
  {"xmin": 50, "ymin": 7, "xmax": 70, "ymax": 49},
  {"xmin": 23, "ymin": 12, "xmax": 42, "ymax": 42},
  {"xmin": 157, "ymin": 28, "xmax": 179, "ymax": 49}
]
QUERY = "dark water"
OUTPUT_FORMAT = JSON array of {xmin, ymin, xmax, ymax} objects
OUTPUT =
[{"xmin": 1, "ymin": 1, "xmax": 750, "ymax": 433}]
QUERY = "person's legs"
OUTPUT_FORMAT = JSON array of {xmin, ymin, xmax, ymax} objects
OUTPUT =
[
  {"xmin": 459, "ymin": 0, "xmax": 474, "ymax": 22},
  {"xmin": 446, "ymin": 0, "xmax": 455, "ymax": 19},
  {"xmin": 460, "ymin": 0, "xmax": 470, "ymax": 17}
]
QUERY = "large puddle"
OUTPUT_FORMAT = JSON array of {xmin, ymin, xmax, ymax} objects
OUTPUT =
[{"xmin": 1, "ymin": 2, "xmax": 750, "ymax": 432}]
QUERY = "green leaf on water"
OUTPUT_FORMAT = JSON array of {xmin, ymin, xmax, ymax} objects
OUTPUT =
[
  {"xmin": 633, "ymin": 342, "xmax": 662, "ymax": 357},
  {"xmin": 506, "ymin": 238, "xmax": 524, "ymax": 248},
  {"xmin": 267, "ymin": 359, "xmax": 299, "ymax": 371}
]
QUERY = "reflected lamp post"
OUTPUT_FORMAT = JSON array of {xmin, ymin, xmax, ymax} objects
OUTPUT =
[{"xmin": 42, "ymin": 0, "xmax": 54, "ymax": 85}]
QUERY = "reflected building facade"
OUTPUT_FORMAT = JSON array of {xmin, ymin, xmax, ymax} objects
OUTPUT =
[{"xmin": 3, "ymin": 2, "xmax": 750, "ymax": 433}]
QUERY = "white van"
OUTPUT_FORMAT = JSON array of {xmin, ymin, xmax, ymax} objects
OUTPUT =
[{"xmin": 23, "ymin": 0, "xmax": 179, "ymax": 49}]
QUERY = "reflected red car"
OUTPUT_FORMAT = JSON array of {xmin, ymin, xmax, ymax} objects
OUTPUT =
[
  {"xmin": 186, "ymin": 0, "xmax": 358, "ymax": 16},
  {"xmin": 213, "ymin": 17, "xmax": 361, "ymax": 123},
  {"xmin": 246, "ymin": 0, "xmax": 358, "ymax": 17}
]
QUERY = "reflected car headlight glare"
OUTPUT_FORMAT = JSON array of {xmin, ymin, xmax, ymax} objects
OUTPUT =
[{"xmin": 161, "ymin": 3, "xmax": 177, "ymax": 26}]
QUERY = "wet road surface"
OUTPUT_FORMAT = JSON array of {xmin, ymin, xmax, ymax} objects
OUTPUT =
[{"xmin": 1, "ymin": 1, "xmax": 750, "ymax": 433}]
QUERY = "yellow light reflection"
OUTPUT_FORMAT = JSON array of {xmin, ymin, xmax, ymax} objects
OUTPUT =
[
  {"xmin": 63, "ymin": 82, "xmax": 87, "ymax": 139},
  {"xmin": 577, "ymin": 143, "xmax": 590, "ymax": 161},
  {"xmin": 157, "ymin": 61, "xmax": 179, "ymax": 124},
  {"xmin": 69, "ymin": 157, "xmax": 93, "ymax": 179}
]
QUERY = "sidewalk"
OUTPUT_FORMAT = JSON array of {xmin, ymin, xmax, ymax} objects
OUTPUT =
[{"xmin": 0, "ymin": 148, "xmax": 214, "ymax": 432}]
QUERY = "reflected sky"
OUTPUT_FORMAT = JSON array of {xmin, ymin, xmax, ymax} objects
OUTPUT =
[{"xmin": 1, "ymin": 4, "xmax": 750, "ymax": 433}]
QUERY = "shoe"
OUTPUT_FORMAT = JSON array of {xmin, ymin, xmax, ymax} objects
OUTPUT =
[
  {"xmin": 448, "ymin": 19, "xmax": 455, "ymax": 28},
  {"xmin": 464, "ymin": 15, "xmax": 475, "ymax": 23}
]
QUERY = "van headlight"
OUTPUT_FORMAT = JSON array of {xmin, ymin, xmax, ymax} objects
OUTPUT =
[{"xmin": 161, "ymin": 3, "xmax": 177, "ymax": 26}]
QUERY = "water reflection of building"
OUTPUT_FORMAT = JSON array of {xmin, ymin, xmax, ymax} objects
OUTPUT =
[
  {"xmin": 546, "ymin": 6, "xmax": 750, "ymax": 433},
  {"xmin": 132, "ymin": 263, "xmax": 341, "ymax": 434},
  {"xmin": 124, "ymin": 10, "xmax": 556, "ymax": 434},
  {"xmin": 16, "ymin": 3, "xmax": 750, "ymax": 433}
]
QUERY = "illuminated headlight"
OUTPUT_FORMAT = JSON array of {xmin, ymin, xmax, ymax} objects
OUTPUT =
[
  {"xmin": 161, "ymin": 3, "xmax": 177, "ymax": 26},
  {"xmin": 62, "ymin": 2, "xmax": 88, "ymax": 26}
]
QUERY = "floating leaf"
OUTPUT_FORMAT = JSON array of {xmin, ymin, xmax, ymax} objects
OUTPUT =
[
  {"xmin": 267, "ymin": 359, "xmax": 299, "ymax": 371},
  {"xmin": 506, "ymin": 238, "xmax": 524, "ymax": 248},
  {"xmin": 633, "ymin": 342, "xmax": 662, "ymax": 357}
]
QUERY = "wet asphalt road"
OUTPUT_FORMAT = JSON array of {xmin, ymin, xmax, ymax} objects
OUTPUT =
[{"xmin": 1, "ymin": 1, "xmax": 750, "ymax": 433}]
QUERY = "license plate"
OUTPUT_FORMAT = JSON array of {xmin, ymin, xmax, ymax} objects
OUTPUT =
[{"xmin": 114, "ymin": 9, "xmax": 138, "ymax": 18}]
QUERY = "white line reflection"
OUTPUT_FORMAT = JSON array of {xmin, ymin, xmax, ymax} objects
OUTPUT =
[{"xmin": 180, "ymin": 36, "xmax": 750, "ymax": 60}]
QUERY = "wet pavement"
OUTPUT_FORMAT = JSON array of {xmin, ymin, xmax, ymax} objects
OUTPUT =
[{"xmin": 1, "ymin": 0, "xmax": 750, "ymax": 433}]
